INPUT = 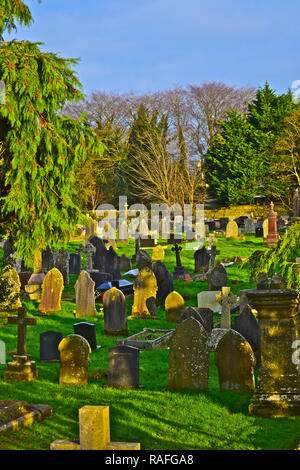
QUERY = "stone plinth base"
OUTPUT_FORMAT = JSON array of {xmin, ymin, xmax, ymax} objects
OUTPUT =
[
  {"xmin": 129, "ymin": 314, "xmax": 157, "ymax": 320},
  {"xmin": 249, "ymin": 393, "xmax": 300, "ymax": 418},
  {"xmin": 4, "ymin": 355, "xmax": 38, "ymax": 382},
  {"xmin": 104, "ymin": 329, "xmax": 129, "ymax": 337}
]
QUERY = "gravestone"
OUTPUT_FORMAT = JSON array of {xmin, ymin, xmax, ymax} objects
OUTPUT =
[
  {"xmin": 3, "ymin": 239, "xmax": 14, "ymax": 268},
  {"xmin": 74, "ymin": 271, "xmax": 97, "ymax": 317},
  {"xmin": 151, "ymin": 245, "xmax": 165, "ymax": 261},
  {"xmin": 232, "ymin": 304, "xmax": 261, "ymax": 366},
  {"xmin": 209, "ymin": 245, "xmax": 220, "ymax": 269},
  {"xmin": 131, "ymin": 267, "xmax": 157, "ymax": 318},
  {"xmin": 255, "ymin": 227, "xmax": 263, "ymax": 238},
  {"xmin": 42, "ymin": 246, "xmax": 55, "ymax": 272},
  {"xmin": 54, "ymin": 249, "xmax": 70, "ymax": 285},
  {"xmin": 219, "ymin": 217, "xmax": 229, "ymax": 230},
  {"xmin": 40, "ymin": 331, "xmax": 63, "ymax": 362},
  {"xmin": 216, "ymin": 287, "xmax": 237, "ymax": 329},
  {"xmin": 0, "ymin": 265, "xmax": 22, "ymax": 311},
  {"xmin": 0, "ymin": 340, "xmax": 6, "ymax": 364},
  {"xmin": 120, "ymin": 254, "xmax": 132, "ymax": 272},
  {"xmin": 139, "ymin": 237, "xmax": 155, "ymax": 248},
  {"xmin": 107, "ymin": 345, "xmax": 140, "ymax": 389},
  {"xmin": 90, "ymin": 236, "xmax": 107, "ymax": 271},
  {"xmin": 215, "ymin": 329, "xmax": 255, "ymax": 393},
  {"xmin": 136, "ymin": 249, "xmax": 152, "ymax": 271},
  {"xmin": 4, "ymin": 307, "xmax": 38, "ymax": 382},
  {"xmin": 69, "ymin": 253, "xmax": 81, "ymax": 275},
  {"xmin": 244, "ymin": 218, "xmax": 255, "ymax": 234},
  {"xmin": 172, "ymin": 243, "xmax": 191, "ymax": 281},
  {"xmin": 84, "ymin": 242, "xmax": 96, "ymax": 271},
  {"xmin": 153, "ymin": 261, "xmax": 173, "ymax": 301},
  {"xmin": 262, "ymin": 219, "xmax": 268, "ymax": 238},
  {"xmin": 194, "ymin": 246, "xmax": 210, "ymax": 274},
  {"xmin": 104, "ymin": 246, "xmax": 121, "ymax": 280},
  {"xmin": 165, "ymin": 291, "xmax": 185, "ymax": 322},
  {"xmin": 225, "ymin": 219, "xmax": 239, "ymax": 239},
  {"xmin": 58, "ymin": 334, "xmax": 91, "ymax": 386},
  {"xmin": 207, "ymin": 264, "xmax": 228, "ymax": 291},
  {"xmin": 73, "ymin": 322, "xmax": 101, "ymax": 350},
  {"xmin": 167, "ymin": 317, "xmax": 209, "ymax": 390},
  {"xmin": 50, "ymin": 406, "xmax": 140, "ymax": 451},
  {"xmin": 178, "ymin": 307, "xmax": 213, "ymax": 334},
  {"xmin": 88, "ymin": 271, "xmax": 112, "ymax": 289},
  {"xmin": 38, "ymin": 268, "xmax": 64, "ymax": 314},
  {"xmin": 197, "ymin": 290, "xmax": 222, "ymax": 312},
  {"xmin": 103, "ymin": 287, "xmax": 128, "ymax": 336}
]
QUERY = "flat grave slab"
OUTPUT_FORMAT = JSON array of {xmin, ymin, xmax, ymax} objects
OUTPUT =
[{"xmin": 117, "ymin": 328, "xmax": 174, "ymax": 350}]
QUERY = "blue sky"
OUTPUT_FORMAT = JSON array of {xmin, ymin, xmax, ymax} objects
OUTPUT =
[{"xmin": 5, "ymin": 0, "xmax": 300, "ymax": 97}]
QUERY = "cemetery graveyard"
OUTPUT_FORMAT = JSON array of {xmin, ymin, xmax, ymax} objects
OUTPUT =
[
  {"xmin": 1, "ymin": 0, "xmax": 300, "ymax": 454},
  {"xmin": 0, "ymin": 226, "xmax": 300, "ymax": 451}
]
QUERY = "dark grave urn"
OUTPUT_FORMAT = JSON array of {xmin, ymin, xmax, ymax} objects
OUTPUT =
[
  {"xmin": 40, "ymin": 331, "xmax": 63, "ymax": 362},
  {"xmin": 73, "ymin": 322, "xmax": 101, "ymax": 350}
]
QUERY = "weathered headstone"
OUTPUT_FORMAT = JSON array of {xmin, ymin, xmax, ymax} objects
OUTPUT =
[
  {"xmin": 40, "ymin": 331, "xmax": 63, "ymax": 362},
  {"xmin": 73, "ymin": 322, "xmax": 101, "ymax": 350},
  {"xmin": 197, "ymin": 290, "xmax": 222, "ymax": 312},
  {"xmin": 42, "ymin": 245, "xmax": 55, "ymax": 272},
  {"xmin": 216, "ymin": 287, "xmax": 237, "ymax": 329},
  {"xmin": 194, "ymin": 246, "xmax": 210, "ymax": 274},
  {"xmin": 165, "ymin": 291, "xmax": 185, "ymax": 322},
  {"xmin": 107, "ymin": 345, "xmax": 140, "ymax": 389},
  {"xmin": 69, "ymin": 253, "xmax": 81, "ymax": 275},
  {"xmin": 151, "ymin": 245, "xmax": 165, "ymax": 261},
  {"xmin": 104, "ymin": 246, "xmax": 121, "ymax": 280},
  {"xmin": 50, "ymin": 406, "xmax": 140, "ymax": 450},
  {"xmin": 90, "ymin": 236, "xmax": 107, "ymax": 271},
  {"xmin": 232, "ymin": 304, "xmax": 261, "ymax": 366},
  {"xmin": 215, "ymin": 329, "xmax": 256, "ymax": 393},
  {"xmin": 120, "ymin": 254, "xmax": 132, "ymax": 272},
  {"xmin": 58, "ymin": 334, "xmax": 91, "ymax": 386},
  {"xmin": 225, "ymin": 219, "xmax": 239, "ymax": 239},
  {"xmin": 131, "ymin": 267, "xmax": 157, "ymax": 318},
  {"xmin": 0, "ymin": 340, "xmax": 6, "ymax": 364},
  {"xmin": 167, "ymin": 317, "xmax": 209, "ymax": 390},
  {"xmin": 83, "ymin": 242, "xmax": 96, "ymax": 271},
  {"xmin": 0, "ymin": 265, "xmax": 22, "ymax": 311},
  {"xmin": 153, "ymin": 261, "xmax": 173, "ymax": 301},
  {"xmin": 4, "ymin": 307, "xmax": 38, "ymax": 382},
  {"xmin": 54, "ymin": 249, "xmax": 70, "ymax": 285},
  {"xmin": 103, "ymin": 287, "xmax": 128, "ymax": 336},
  {"xmin": 38, "ymin": 268, "xmax": 64, "ymax": 314},
  {"xmin": 136, "ymin": 249, "xmax": 152, "ymax": 271},
  {"xmin": 74, "ymin": 271, "xmax": 97, "ymax": 317},
  {"xmin": 244, "ymin": 218, "xmax": 255, "ymax": 234},
  {"xmin": 207, "ymin": 264, "xmax": 228, "ymax": 291}
]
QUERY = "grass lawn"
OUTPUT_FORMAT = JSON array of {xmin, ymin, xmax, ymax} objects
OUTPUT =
[{"xmin": 0, "ymin": 235, "xmax": 299, "ymax": 450}]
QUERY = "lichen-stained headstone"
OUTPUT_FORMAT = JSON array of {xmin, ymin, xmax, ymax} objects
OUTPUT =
[
  {"xmin": 215, "ymin": 329, "xmax": 255, "ymax": 393},
  {"xmin": 53, "ymin": 249, "xmax": 70, "ymax": 285},
  {"xmin": 225, "ymin": 219, "xmax": 239, "ymax": 239},
  {"xmin": 0, "ymin": 265, "xmax": 22, "ymax": 311},
  {"xmin": 58, "ymin": 334, "xmax": 91, "ymax": 386},
  {"xmin": 165, "ymin": 291, "xmax": 185, "ymax": 322},
  {"xmin": 152, "ymin": 245, "xmax": 165, "ymax": 261},
  {"xmin": 131, "ymin": 267, "xmax": 157, "ymax": 318},
  {"xmin": 0, "ymin": 340, "xmax": 6, "ymax": 364},
  {"xmin": 39, "ymin": 268, "xmax": 64, "ymax": 314},
  {"xmin": 262, "ymin": 219, "xmax": 268, "ymax": 238},
  {"xmin": 167, "ymin": 317, "xmax": 209, "ymax": 390},
  {"xmin": 103, "ymin": 287, "xmax": 128, "ymax": 336},
  {"xmin": 74, "ymin": 271, "xmax": 97, "ymax": 317}
]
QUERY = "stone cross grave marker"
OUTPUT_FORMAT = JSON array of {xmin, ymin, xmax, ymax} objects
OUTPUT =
[
  {"xmin": 50, "ymin": 406, "xmax": 140, "ymax": 450},
  {"xmin": 4, "ymin": 307, "xmax": 38, "ymax": 382},
  {"xmin": 216, "ymin": 287, "xmax": 237, "ymax": 329}
]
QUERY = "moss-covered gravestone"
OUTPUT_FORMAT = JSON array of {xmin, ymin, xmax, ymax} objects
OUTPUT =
[
  {"xmin": 58, "ymin": 334, "xmax": 91, "ymax": 386},
  {"xmin": 0, "ymin": 265, "xmax": 22, "ymax": 311},
  {"xmin": 165, "ymin": 291, "xmax": 185, "ymax": 323},
  {"xmin": 38, "ymin": 268, "xmax": 64, "ymax": 314},
  {"xmin": 131, "ymin": 267, "xmax": 157, "ymax": 319},
  {"xmin": 103, "ymin": 287, "xmax": 128, "ymax": 336},
  {"xmin": 74, "ymin": 271, "xmax": 97, "ymax": 317},
  {"xmin": 167, "ymin": 317, "xmax": 209, "ymax": 390},
  {"xmin": 215, "ymin": 329, "xmax": 255, "ymax": 393}
]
